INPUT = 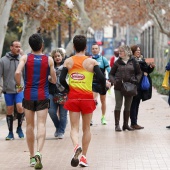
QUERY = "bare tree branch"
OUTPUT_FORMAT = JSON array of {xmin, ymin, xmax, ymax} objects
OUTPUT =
[{"xmin": 146, "ymin": 0, "xmax": 170, "ymax": 37}]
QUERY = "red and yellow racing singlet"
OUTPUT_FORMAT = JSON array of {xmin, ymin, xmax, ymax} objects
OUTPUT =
[{"xmin": 68, "ymin": 56, "xmax": 94, "ymax": 99}]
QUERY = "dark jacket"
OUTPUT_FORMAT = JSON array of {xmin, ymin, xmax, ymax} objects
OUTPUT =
[
  {"xmin": 136, "ymin": 58, "xmax": 154, "ymax": 101},
  {"xmin": 109, "ymin": 57, "xmax": 142, "ymax": 91},
  {"xmin": 166, "ymin": 61, "xmax": 170, "ymax": 71}
]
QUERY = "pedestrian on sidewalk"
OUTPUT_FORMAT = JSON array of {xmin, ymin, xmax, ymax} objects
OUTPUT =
[
  {"xmin": 15, "ymin": 33, "xmax": 56, "ymax": 169},
  {"xmin": 130, "ymin": 45, "xmax": 155, "ymax": 130},
  {"xmin": 60, "ymin": 35, "xmax": 106, "ymax": 167},
  {"xmin": 48, "ymin": 48, "xmax": 68, "ymax": 139},
  {"xmin": 165, "ymin": 61, "xmax": 170, "ymax": 128},
  {"xmin": 91, "ymin": 43, "xmax": 111, "ymax": 125},
  {"xmin": 109, "ymin": 45, "xmax": 142, "ymax": 131},
  {"xmin": 0, "ymin": 40, "xmax": 25, "ymax": 140},
  {"xmin": 110, "ymin": 48, "xmax": 119, "ymax": 68}
]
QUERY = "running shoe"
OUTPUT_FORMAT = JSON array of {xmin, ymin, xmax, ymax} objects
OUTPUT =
[
  {"xmin": 56, "ymin": 133, "xmax": 64, "ymax": 139},
  {"xmin": 79, "ymin": 155, "xmax": 88, "ymax": 167},
  {"xmin": 95, "ymin": 100, "xmax": 98, "ymax": 106},
  {"xmin": 54, "ymin": 130, "xmax": 58, "ymax": 137},
  {"xmin": 71, "ymin": 144, "xmax": 82, "ymax": 167},
  {"xmin": 34, "ymin": 151, "xmax": 43, "ymax": 169},
  {"xmin": 6, "ymin": 132, "xmax": 14, "ymax": 140},
  {"xmin": 101, "ymin": 116, "xmax": 107, "ymax": 125},
  {"xmin": 30, "ymin": 157, "xmax": 36, "ymax": 167},
  {"xmin": 16, "ymin": 127, "xmax": 24, "ymax": 138},
  {"xmin": 107, "ymin": 88, "xmax": 111, "ymax": 95},
  {"xmin": 166, "ymin": 125, "xmax": 170, "ymax": 129},
  {"xmin": 90, "ymin": 120, "xmax": 93, "ymax": 126}
]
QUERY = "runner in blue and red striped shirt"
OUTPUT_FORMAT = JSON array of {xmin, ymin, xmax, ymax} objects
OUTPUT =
[
  {"xmin": 15, "ymin": 33, "xmax": 56, "ymax": 169},
  {"xmin": 24, "ymin": 53, "xmax": 50, "ymax": 101}
]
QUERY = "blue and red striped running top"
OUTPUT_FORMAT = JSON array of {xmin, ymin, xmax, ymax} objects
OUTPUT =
[{"xmin": 24, "ymin": 53, "xmax": 50, "ymax": 100}]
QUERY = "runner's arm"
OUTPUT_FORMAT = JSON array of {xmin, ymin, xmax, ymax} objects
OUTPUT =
[
  {"xmin": 94, "ymin": 65, "xmax": 106, "ymax": 95},
  {"xmin": 103, "ymin": 57, "xmax": 111, "ymax": 79},
  {"xmin": 49, "ymin": 57, "xmax": 57, "ymax": 84},
  {"xmin": 60, "ymin": 67, "xmax": 69, "ymax": 93},
  {"xmin": 15, "ymin": 55, "xmax": 27, "ymax": 86}
]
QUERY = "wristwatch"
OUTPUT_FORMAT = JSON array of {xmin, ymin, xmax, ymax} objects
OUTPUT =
[{"xmin": 16, "ymin": 84, "xmax": 23, "ymax": 89}]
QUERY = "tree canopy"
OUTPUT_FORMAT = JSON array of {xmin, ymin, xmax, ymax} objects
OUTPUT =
[
  {"xmin": 9, "ymin": 0, "xmax": 170, "ymax": 35},
  {"xmin": 1, "ymin": 0, "xmax": 170, "ymax": 56},
  {"xmin": 85, "ymin": 0, "xmax": 170, "ymax": 36}
]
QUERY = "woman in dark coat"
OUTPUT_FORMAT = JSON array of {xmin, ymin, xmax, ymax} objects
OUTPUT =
[
  {"xmin": 130, "ymin": 45, "xmax": 155, "ymax": 130},
  {"xmin": 109, "ymin": 45, "xmax": 142, "ymax": 132}
]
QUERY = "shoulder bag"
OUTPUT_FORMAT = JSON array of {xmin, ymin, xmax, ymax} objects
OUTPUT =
[
  {"xmin": 53, "ymin": 93, "xmax": 67, "ymax": 105},
  {"xmin": 121, "ymin": 81, "xmax": 137, "ymax": 96},
  {"xmin": 141, "ymin": 75, "xmax": 150, "ymax": 90}
]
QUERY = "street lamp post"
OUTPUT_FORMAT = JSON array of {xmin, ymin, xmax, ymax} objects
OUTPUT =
[
  {"xmin": 65, "ymin": 0, "xmax": 74, "ymax": 42},
  {"xmin": 57, "ymin": 0, "xmax": 61, "ymax": 47},
  {"xmin": 68, "ymin": 20, "xmax": 72, "ymax": 41},
  {"xmin": 58, "ymin": 24, "xmax": 61, "ymax": 47}
]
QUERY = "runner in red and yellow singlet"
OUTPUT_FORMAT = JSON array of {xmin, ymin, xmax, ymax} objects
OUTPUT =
[
  {"xmin": 60, "ymin": 35, "xmax": 106, "ymax": 168},
  {"xmin": 64, "ymin": 55, "xmax": 95, "ymax": 113}
]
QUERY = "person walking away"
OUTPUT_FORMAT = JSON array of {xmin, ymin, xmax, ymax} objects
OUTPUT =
[
  {"xmin": 110, "ymin": 48, "xmax": 119, "ymax": 67},
  {"xmin": 60, "ymin": 35, "xmax": 106, "ymax": 167},
  {"xmin": 15, "ymin": 33, "xmax": 56, "ymax": 169},
  {"xmin": 109, "ymin": 45, "xmax": 142, "ymax": 132},
  {"xmin": 164, "ymin": 61, "xmax": 170, "ymax": 128},
  {"xmin": 0, "ymin": 40, "xmax": 25, "ymax": 140},
  {"xmin": 91, "ymin": 43, "xmax": 111, "ymax": 125},
  {"xmin": 48, "ymin": 48, "xmax": 68, "ymax": 139},
  {"xmin": 130, "ymin": 45, "xmax": 155, "ymax": 130}
]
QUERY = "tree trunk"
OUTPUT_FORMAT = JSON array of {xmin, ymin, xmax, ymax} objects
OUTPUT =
[
  {"xmin": 0, "ymin": 0, "xmax": 6, "ymax": 15},
  {"xmin": 20, "ymin": 15, "xmax": 40, "ymax": 54},
  {"xmin": 20, "ymin": 0, "xmax": 46, "ymax": 54},
  {"xmin": 65, "ymin": 0, "xmax": 91, "ymax": 57},
  {"xmin": 51, "ymin": 27, "xmax": 58, "ymax": 51},
  {"xmin": 0, "ymin": 0, "xmax": 13, "ymax": 57},
  {"xmin": 146, "ymin": 0, "xmax": 170, "ymax": 37}
]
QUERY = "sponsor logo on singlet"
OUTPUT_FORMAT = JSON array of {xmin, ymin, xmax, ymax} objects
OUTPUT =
[
  {"xmin": 70, "ymin": 73, "xmax": 85, "ymax": 80},
  {"xmin": 34, "ymin": 58, "xmax": 42, "ymax": 60}
]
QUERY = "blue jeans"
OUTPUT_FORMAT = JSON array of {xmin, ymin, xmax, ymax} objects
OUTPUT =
[{"xmin": 48, "ymin": 94, "xmax": 68, "ymax": 135}]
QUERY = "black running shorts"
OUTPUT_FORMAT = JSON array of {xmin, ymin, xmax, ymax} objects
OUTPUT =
[
  {"xmin": 92, "ymin": 83, "xmax": 108, "ymax": 95},
  {"xmin": 22, "ymin": 98, "xmax": 50, "ymax": 111}
]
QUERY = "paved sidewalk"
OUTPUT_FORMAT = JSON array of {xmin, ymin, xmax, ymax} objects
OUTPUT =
[{"xmin": 0, "ymin": 87, "xmax": 170, "ymax": 170}]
